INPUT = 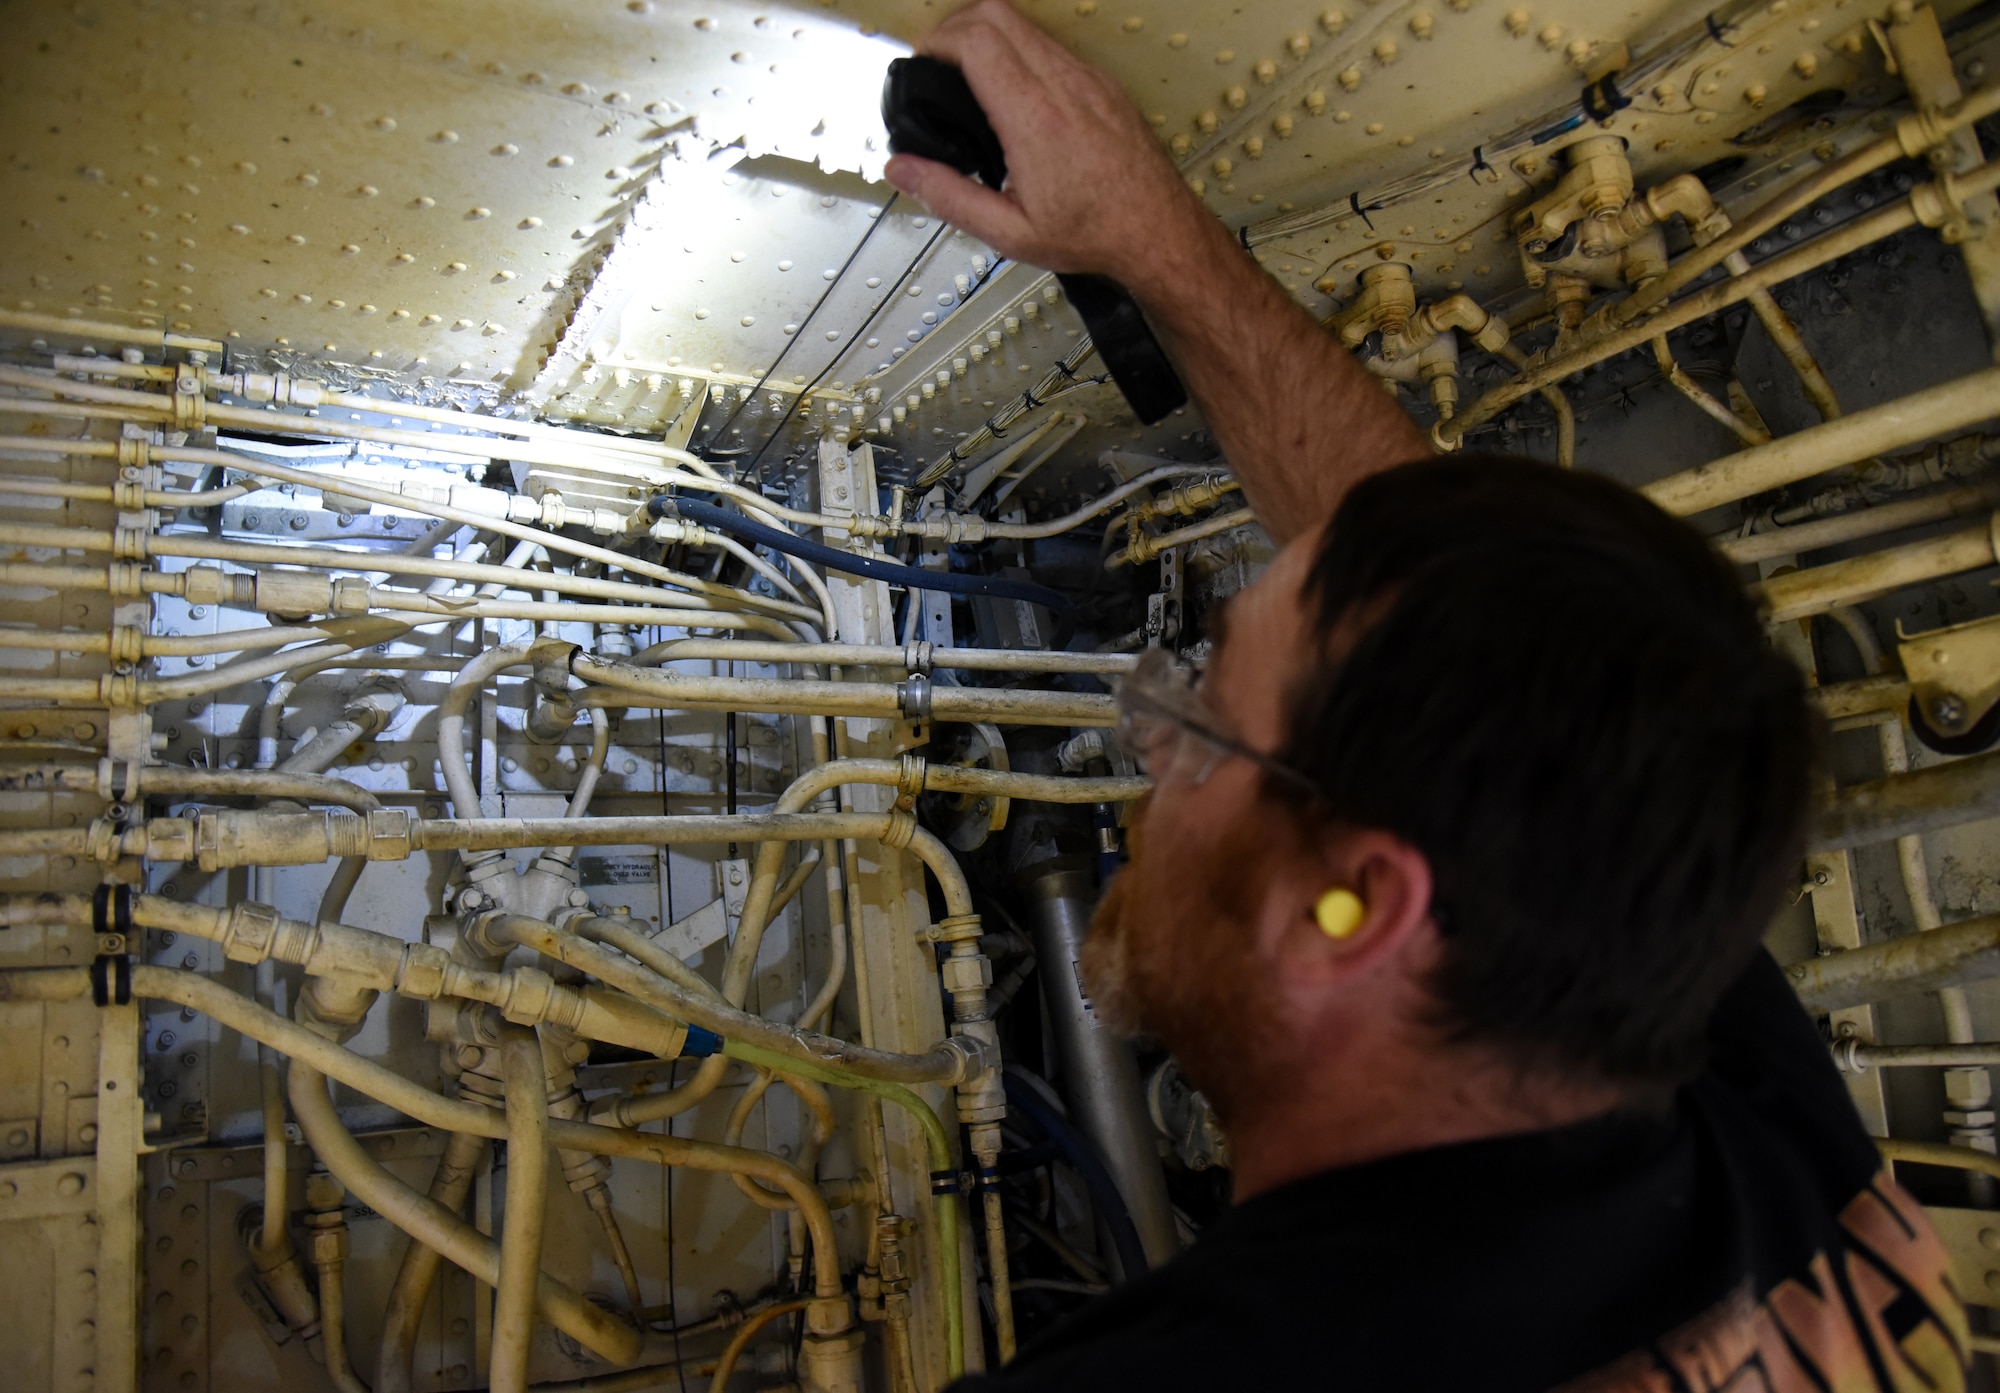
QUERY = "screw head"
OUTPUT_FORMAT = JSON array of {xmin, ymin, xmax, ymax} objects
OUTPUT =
[{"xmin": 1932, "ymin": 693, "xmax": 1969, "ymax": 727}]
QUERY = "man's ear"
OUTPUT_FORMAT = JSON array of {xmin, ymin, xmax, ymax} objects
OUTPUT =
[{"xmin": 1261, "ymin": 827, "xmax": 1436, "ymax": 981}]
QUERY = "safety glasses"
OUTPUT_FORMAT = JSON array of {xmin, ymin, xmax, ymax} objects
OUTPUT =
[{"xmin": 1113, "ymin": 646, "xmax": 1322, "ymax": 796}]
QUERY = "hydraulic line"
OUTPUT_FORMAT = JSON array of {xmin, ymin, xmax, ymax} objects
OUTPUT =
[
  {"xmin": 492, "ymin": 1029, "xmax": 552, "ymax": 1393},
  {"xmin": 635, "ymin": 636, "xmax": 1137, "ymax": 675},
  {"xmin": 722, "ymin": 1039, "xmax": 966, "ymax": 1381},
  {"xmin": 473, "ymin": 913, "xmax": 979, "ymax": 1087},
  {"xmin": 0, "ymin": 965, "xmax": 851, "ymax": 1306},
  {"xmin": 377, "ymin": 1131, "xmax": 488, "ymax": 1393}
]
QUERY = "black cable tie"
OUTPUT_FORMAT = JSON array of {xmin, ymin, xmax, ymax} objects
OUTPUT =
[
  {"xmin": 987, "ymin": 417, "xmax": 1008, "ymax": 439},
  {"xmin": 1581, "ymin": 73, "xmax": 1631, "ymax": 123},
  {"xmin": 1468, "ymin": 146, "xmax": 1495, "ymax": 185},
  {"xmin": 1021, "ymin": 389, "xmax": 1043, "ymax": 409},
  {"xmin": 1238, "ymin": 224, "xmax": 1254, "ymax": 250},
  {"xmin": 1705, "ymin": 11, "xmax": 1736, "ymax": 45},
  {"xmin": 1348, "ymin": 191, "xmax": 1375, "ymax": 232},
  {"xmin": 90, "ymin": 953, "xmax": 132, "ymax": 1007}
]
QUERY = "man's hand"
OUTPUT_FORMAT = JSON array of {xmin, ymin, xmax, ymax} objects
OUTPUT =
[
  {"xmin": 883, "ymin": 0, "xmax": 1204, "ymax": 299},
  {"xmin": 886, "ymin": 0, "xmax": 1432, "ymax": 544}
]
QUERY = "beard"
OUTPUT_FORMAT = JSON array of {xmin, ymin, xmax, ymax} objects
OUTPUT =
[{"xmin": 1080, "ymin": 795, "xmax": 1288, "ymax": 1125}]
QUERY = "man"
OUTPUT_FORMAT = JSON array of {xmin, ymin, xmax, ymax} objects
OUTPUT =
[{"xmin": 884, "ymin": 4, "xmax": 1972, "ymax": 1390}]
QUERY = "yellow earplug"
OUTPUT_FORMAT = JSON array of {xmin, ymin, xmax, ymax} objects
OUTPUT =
[{"xmin": 1313, "ymin": 887, "xmax": 1366, "ymax": 940}]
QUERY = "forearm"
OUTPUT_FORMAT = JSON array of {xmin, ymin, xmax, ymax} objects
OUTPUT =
[{"xmin": 1126, "ymin": 208, "xmax": 1432, "ymax": 544}]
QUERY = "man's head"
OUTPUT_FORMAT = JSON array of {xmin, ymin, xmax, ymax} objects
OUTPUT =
[{"xmin": 1086, "ymin": 456, "xmax": 1814, "ymax": 1150}]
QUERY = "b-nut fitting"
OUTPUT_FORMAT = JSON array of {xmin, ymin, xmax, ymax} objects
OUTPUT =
[
  {"xmin": 179, "ymin": 565, "xmax": 231, "ymax": 607},
  {"xmin": 395, "ymin": 940, "xmax": 453, "ymax": 1000},
  {"xmin": 219, "ymin": 901, "xmax": 284, "ymax": 964},
  {"xmin": 940, "ymin": 1031, "xmax": 999, "ymax": 1086},
  {"xmin": 805, "ymin": 1294, "xmax": 857, "ymax": 1337},
  {"xmin": 938, "ymin": 954, "xmax": 993, "ymax": 997},
  {"xmin": 499, "ymin": 965, "xmax": 558, "ymax": 1027},
  {"xmin": 305, "ymin": 1223, "xmax": 350, "ymax": 1267},
  {"xmin": 329, "ymin": 575, "xmax": 373, "ymax": 614}
]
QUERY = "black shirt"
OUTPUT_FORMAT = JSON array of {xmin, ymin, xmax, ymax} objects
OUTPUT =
[{"xmin": 956, "ymin": 952, "xmax": 1969, "ymax": 1392}]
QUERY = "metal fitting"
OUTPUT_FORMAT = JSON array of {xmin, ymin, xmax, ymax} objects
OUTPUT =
[{"xmin": 304, "ymin": 1223, "xmax": 350, "ymax": 1267}]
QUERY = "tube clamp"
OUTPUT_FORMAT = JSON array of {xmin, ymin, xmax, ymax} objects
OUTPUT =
[
  {"xmin": 97, "ymin": 672, "xmax": 141, "ymax": 709},
  {"xmin": 880, "ymin": 806, "xmax": 918, "ymax": 851},
  {"xmin": 90, "ymin": 952, "xmax": 132, "ymax": 1007},
  {"xmin": 895, "ymin": 752, "xmax": 928, "ymax": 807},
  {"xmin": 106, "ymin": 562, "xmax": 147, "ymax": 599},
  {"xmin": 902, "ymin": 640, "xmax": 934, "ymax": 675},
  {"xmin": 895, "ymin": 672, "xmax": 932, "ymax": 722},
  {"xmin": 92, "ymin": 883, "xmax": 133, "ymax": 936}
]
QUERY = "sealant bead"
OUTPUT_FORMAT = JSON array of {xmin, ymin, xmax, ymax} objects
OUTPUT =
[
  {"xmin": 1410, "ymin": 12, "xmax": 1435, "ymax": 38},
  {"xmin": 1287, "ymin": 32, "xmax": 1311, "ymax": 55},
  {"xmin": 1224, "ymin": 85, "xmax": 1248, "ymax": 110},
  {"xmin": 1254, "ymin": 58, "xmax": 1277, "ymax": 82},
  {"xmin": 1196, "ymin": 109, "xmax": 1219, "ymax": 133},
  {"xmin": 1305, "ymin": 90, "xmax": 1328, "ymax": 114},
  {"xmin": 1320, "ymin": 9, "xmax": 1346, "ymax": 31}
]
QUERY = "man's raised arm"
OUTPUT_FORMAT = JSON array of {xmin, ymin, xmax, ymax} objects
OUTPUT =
[{"xmin": 883, "ymin": 0, "xmax": 1431, "ymax": 545}]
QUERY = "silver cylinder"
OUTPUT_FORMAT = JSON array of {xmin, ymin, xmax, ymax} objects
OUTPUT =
[{"xmin": 1022, "ymin": 858, "xmax": 1180, "ymax": 1269}]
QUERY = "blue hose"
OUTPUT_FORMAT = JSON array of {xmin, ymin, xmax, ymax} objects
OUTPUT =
[
  {"xmin": 1002, "ymin": 1069, "xmax": 1152, "ymax": 1279},
  {"xmin": 650, "ymin": 495, "xmax": 1071, "ymax": 614}
]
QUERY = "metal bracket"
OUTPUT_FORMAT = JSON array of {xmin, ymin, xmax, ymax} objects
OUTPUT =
[{"xmin": 1898, "ymin": 608, "xmax": 2000, "ymax": 746}]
